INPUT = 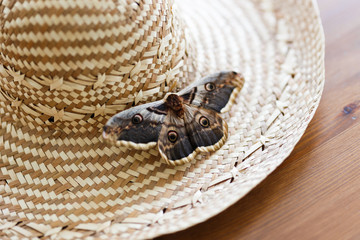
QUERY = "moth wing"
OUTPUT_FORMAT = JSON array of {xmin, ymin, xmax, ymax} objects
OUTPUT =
[
  {"xmin": 157, "ymin": 105, "xmax": 228, "ymax": 166},
  {"xmin": 157, "ymin": 112, "xmax": 197, "ymax": 166},
  {"xmin": 179, "ymin": 71, "xmax": 244, "ymax": 113},
  {"xmin": 183, "ymin": 105, "xmax": 228, "ymax": 153},
  {"xmin": 103, "ymin": 100, "xmax": 167, "ymax": 150}
]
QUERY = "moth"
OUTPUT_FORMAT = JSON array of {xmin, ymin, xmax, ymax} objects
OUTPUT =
[{"xmin": 103, "ymin": 71, "xmax": 245, "ymax": 166}]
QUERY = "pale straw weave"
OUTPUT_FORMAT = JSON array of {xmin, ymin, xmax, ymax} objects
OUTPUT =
[{"xmin": 0, "ymin": 0, "xmax": 324, "ymax": 239}]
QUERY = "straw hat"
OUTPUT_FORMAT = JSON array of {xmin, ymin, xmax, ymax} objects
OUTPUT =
[{"xmin": 0, "ymin": 0, "xmax": 324, "ymax": 239}]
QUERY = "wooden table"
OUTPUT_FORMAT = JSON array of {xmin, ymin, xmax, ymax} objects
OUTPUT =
[{"xmin": 157, "ymin": 0, "xmax": 360, "ymax": 239}]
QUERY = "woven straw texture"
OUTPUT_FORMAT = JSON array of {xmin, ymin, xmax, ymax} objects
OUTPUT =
[{"xmin": 0, "ymin": 0, "xmax": 324, "ymax": 239}]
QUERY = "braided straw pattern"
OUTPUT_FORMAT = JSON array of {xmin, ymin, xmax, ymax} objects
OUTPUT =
[
  {"xmin": 0, "ymin": 0, "xmax": 324, "ymax": 239},
  {"xmin": 0, "ymin": 0, "xmax": 194, "ymax": 125}
]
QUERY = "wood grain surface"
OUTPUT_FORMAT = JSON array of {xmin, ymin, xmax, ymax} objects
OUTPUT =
[{"xmin": 157, "ymin": 0, "xmax": 360, "ymax": 239}]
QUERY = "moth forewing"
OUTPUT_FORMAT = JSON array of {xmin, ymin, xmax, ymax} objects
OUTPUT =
[
  {"xmin": 179, "ymin": 71, "xmax": 245, "ymax": 113},
  {"xmin": 103, "ymin": 100, "xmax": 166, "ymax": 148},
  {"xmin": 219, "ymin": 73, "xmax": 245, "ymax": 113}
]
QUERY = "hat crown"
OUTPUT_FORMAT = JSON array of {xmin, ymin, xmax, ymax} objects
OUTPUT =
[{"xmin": 0, "ymin": 0, "xmax": 194, "ymax": 125}]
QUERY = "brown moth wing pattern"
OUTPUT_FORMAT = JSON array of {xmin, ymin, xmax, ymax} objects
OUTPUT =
[
  {"xmin": 183, "ymin": 105, "xmax": 228, "ymax": 153},
  {"xmin": 179, "ymin": 71, "xmax": 244, "ymax": 113},
  {"xmin": 158, "ymin": 105, "xmax": 228, "ymax": 166},
  {"xmin": 103, "ymin": 100, "xmax": 167, "ymax": 150},
  {"xmin": 158, "ymin": 111, "xmax": 196, "ymax": 165}
]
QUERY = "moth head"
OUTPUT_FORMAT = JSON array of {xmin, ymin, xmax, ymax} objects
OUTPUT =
[{"xmin": 165, "ymin": 94, "xmax": 183, "ymax": 111}]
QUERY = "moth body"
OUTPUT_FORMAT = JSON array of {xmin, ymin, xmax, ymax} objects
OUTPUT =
[{"xmin": 164, "ymin": 93, "xmax": 185, "ymax": 118}]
